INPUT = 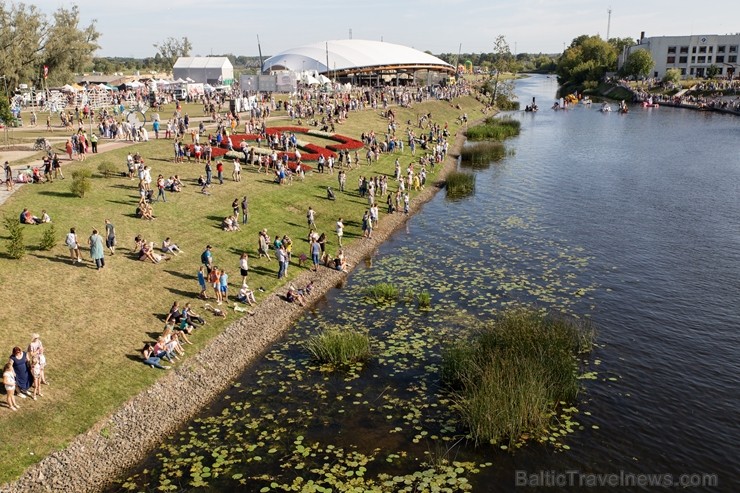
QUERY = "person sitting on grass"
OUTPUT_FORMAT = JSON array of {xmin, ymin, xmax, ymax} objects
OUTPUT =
[
  {"xmin": 171, "ymin": 318, "xmax": 194, "ymax": 345},
  {"xmin": 136, "ymin": 199, "xmax": 155, "ymax": 220},
  {"xmin": 334, "ymin": 249, "xmax": 348, "ymax": 272},
  {"xmin": 197, "ymin": 175, "xmax": 211, "ymax": 195},
  {"xmin": 140, "ymin": 241, "xmax": 168, "ymax": 263},
  {"xmin": 162, "ymin": 237, "xmax": 183, "ymax": 255},
  {"xmin": 182, "ymin": 302, "xmax": 206, "ymax": 326},
  {"xmin": 19, "ymin": 208, "xmax": 41, "ymax": 225},
  {"xmin": 152, "ymin": 336, "xmax": 176, "ymax": 363},
  {"xmin": 286, "ymin": 286, "xmax": 306, "ymax": 307},
  {"xmin": 140, "ymin": 343, "xmax": 170, "ymax": 369},
  {"xmin": 236, "ymin": 283, "xmax": 256, "ymax": 306}
]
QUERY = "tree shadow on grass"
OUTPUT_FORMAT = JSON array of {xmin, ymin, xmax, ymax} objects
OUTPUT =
[
  {"xmin": 248, "ymin": 265, "xmax": 274, "ymax": 276},
  {"xmin": 106, "ymin": 199, "xmax": 137, "ymax": 206},
  {"xmin": 165, "ymin": 286, "xmax": 196, "ymax": 298},
  {"xmin": 164, "ymin": 269, "xmax": 193, "ymax": 280},
  {"xmin": 30, "ymin": 253, "xmax": 86, "ymax": 265},
  {"xmin": 36, "ymin": 190, "xmax": 76, "ymax": 198}
]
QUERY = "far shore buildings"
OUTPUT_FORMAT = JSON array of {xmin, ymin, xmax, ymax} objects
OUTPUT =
[{"xmin": 621, "ymin": 32, "xmax": 740, "ymax": 79}]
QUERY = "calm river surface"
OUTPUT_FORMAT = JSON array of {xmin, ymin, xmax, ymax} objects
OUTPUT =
[{"xmin": 119, "ymin": 75, "xmax": 739, "ymax": 492}]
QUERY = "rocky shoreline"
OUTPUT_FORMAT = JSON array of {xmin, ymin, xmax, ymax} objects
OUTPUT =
[{"xmin": 0, "ymin": 127, "xmax": 470, "ymax": 493}]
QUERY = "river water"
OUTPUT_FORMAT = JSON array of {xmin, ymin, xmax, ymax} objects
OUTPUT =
[{"xmin": 117, "ymin": 75, "xmax": 739, "ymax": 492}]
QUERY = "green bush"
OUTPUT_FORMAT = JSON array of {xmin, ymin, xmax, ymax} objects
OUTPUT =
[
  {"xmin": 70, "ymin": 169, "xmax": 93, "ymax": 197},
  {"xmin": 39, "ymin": 224, "xmax": 58, "ymax": 251},
  {"xmin": 365, "ymin": 282, "xmax": 399, "ymax": 303},
  {"xmin": 97, "ymin": 161, "xmax": 118, "ymax": 178},
  {"xmin": 304, "ymin": 327, "xmax": 371, "ymax": 366},
  {"xmin": 441, "ymin": 308, "xmax": 595, "ymax": 445},
  {"xmin": 3, "ymin": 215, "xmax": 25, "ymax": 259},
  {"xmin": 445, "ymin": 171, "xmax": 475, "ymax": 199}
]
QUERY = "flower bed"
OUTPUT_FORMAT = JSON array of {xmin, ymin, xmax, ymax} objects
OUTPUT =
[{"xmin": 214, "ymin": 127, "xmax": 363, "ymax": 162}]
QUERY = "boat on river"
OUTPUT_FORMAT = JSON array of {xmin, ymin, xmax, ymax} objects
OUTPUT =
[{"xmin": 599, "ymin": 102, "xmax": 612, "ymax": 112}]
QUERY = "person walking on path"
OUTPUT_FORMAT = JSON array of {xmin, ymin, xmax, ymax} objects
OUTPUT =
[
  {"xmin": 104, "ymin": 219, "xmax": 116, "ymax": 255},
  {"xmin": 4, "ymin": 161, "xmax": 13, "ymax": 191},
  {"xmin": 52, "ymin": 153, "xmax": 64, "ymax": 180},
  {"xmin": 88, "ymin": 228, "xmax": 105, "ymax": 270}
]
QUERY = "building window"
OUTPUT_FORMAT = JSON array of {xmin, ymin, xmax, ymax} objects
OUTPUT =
[
  {"xmin": 696, "ymin": 67, "xmax": 705, "ymax": 77},
  {"xmin": 707, "ymin": 56, "xmax": 712, "ymax": 63},
  {"xmin": 692, "ymin": 47, "xmax": 697, "ymax": 53},
  {"xmin": 667, "ymin": 46, "xmax": 677, "ymax": 54},
  {"xmin": 680, "ymin": 68, "xmax": 686, "ymax": 75},
  {"xmin": 730, "ymin": 45, "xmax": 738, "ymax": 53},
  {"xmin": 697, "ymin": 56, "xmax": 706, "ymax": 63},
  {"xmin": 691, "ymin": 56, "xmax": 696, "ymax": 63},
  {"xmin": 690, "ymin": 68, "xmax": 695, "ymax": 75},
  {"xmin": 680, "ymin": 46, "xmax": 689, "ymax": 54},
  {"xmin": 716, "ymin": 56, "xmax": 725, "ymax": 63},
  {"xmin": 698, "ymin": 46, "xmax": 707, "ymax": 53},
  {"xmin": 729, "ymin": 55, "xmax": 738, "ymax": 63},
  {"xmin": 708, "ymin": 46, "xmax": 713, "ymax": 53},
  {"xmin": 718, "ymin": 45, "xmax": 726, "ymax": 53},
  {"xmin": 666, "ymin": 56, "xmax": 676, "ymax": 64},
  {"xmin": 679, "ymin": 56, "xmax": 688, "ymax": 64}
]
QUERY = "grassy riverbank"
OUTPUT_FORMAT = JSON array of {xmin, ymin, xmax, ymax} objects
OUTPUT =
[{"xmin": 0, "ymin": 94, "xmax": 487, "ymax": 483}]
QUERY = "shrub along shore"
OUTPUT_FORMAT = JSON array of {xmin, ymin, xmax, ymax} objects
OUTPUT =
[{"xmin": 0, "ymin": 95, "xmax": 486, "ymax": 492}]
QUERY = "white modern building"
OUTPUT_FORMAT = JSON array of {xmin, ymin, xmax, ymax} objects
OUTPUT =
[
  {"xmin": 621, "ymin": 33, "xmax": 739, "ymax": 79},
  {"xmin": 172, "ymin": 57, "xmax": 234, "ymax": 85}
]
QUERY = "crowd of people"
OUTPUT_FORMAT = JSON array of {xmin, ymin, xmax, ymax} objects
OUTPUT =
[{"xmin": 3, "ymin": 77, "xmax": 478, "ymax": 404}]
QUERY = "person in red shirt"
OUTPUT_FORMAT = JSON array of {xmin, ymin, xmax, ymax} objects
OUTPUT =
[{"xmin": 216, "ymin": 160, "xmax": 224, "ymax": 184}]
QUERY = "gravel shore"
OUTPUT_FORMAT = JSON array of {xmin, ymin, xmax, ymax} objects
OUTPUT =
[{"xmin": 0, "ymin": 128, "xmax": 468, "ymax": 493}]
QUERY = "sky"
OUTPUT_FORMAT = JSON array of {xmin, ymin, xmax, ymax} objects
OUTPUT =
[{"xmin": 39, "ymin": 0, "xmax": 740, "ymax": 58}]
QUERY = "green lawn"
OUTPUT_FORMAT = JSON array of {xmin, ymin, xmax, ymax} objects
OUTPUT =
[{"xmin": 0, "ymin": 94, "xmax": 486, "ymax": 483}]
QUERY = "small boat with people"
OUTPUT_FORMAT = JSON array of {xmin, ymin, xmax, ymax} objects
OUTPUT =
[
  {"xmin": 599, "ymin": 102, "xmax": 612, "ymax": 113},
  {"xmin": 525, "ymin": 96, "xmax": 538, "ymax": 112},
  {"xmin": 618, "ymin": 100, "xmax": 629, "ymax": 114},
  {"xmin": 641, "ymin": 97, "xmax": 659, "ymax": 108}
]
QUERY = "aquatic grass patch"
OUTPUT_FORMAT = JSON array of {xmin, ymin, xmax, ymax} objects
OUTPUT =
[
  {"xmin": 445, "ymin": 171, "xmax": 476, "ymax": 199},
  {"xmin": 417, "ymin": 290, "xmax": 432, "ymax": 310},
  {"xmin": 365, "ymin": 282, "xmax": 400, "ymax": 303},
  {"xmin": 442, "ymin": 308, "xmax": 595, "ymax": 445},
  {"xmin": 460, "ymin": 142, "xmax": 508, "ymax": 169},
  {"xmin": 465, "ymin": 117, "xmax": 521, "ymax": 141},
  {"xmin": 304, "ymin": 327, "xmax": 372, "ymax": 366}
]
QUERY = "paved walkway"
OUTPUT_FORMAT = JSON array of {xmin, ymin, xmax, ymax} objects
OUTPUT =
[{"xmin": 0, "ymin": 139, "xmax": 136, "ymax": 207}]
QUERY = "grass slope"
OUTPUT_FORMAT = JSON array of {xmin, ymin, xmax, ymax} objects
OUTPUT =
[{"xmin": 0, "ymin": 95, "xmax": 486, "ymax": 482}]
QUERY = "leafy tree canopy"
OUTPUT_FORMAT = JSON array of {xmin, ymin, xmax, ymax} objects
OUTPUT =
[
  {"xmin": 621, "ymin": 49, "xmax": 654, "ymax": 79},
  {"xmin": 556, "ymin": 35, "xmax": 617, "ymax": 88},
  {"xmin": 0, "ymin": 3, "xmax": 99, "ymax": 89},
  {"xmin": 153, "ymin": 36, "xmax": 192, "ymax": 71}
]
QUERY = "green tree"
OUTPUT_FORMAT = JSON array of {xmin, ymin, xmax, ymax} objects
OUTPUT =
[
  {"xmin": 4, "ymin": 215, "xmax": 25, "ymax": 259},
  {"xmin": 663, "ymin": 68, "xmax": 682, "ymax": 84},
  {"xmin": 706, "ymin": 64, "xmax": 720, "ymax": 79},
  {"xmin": 70, "ymin": 169, "xmax": 92, "ymax": 197},
  {"xmin": 40, "ymin": 224, "xmax": 58, "ymax": 251},
  {"xmin": 0, "ymin": 4, "xmax": 99, "ymax": 89},
  {"xmin": 622, "ymin": 49, "xmax": 655, "ymax": 79},
  {"xmin": 153, "ymin": 36, "xmax": 192, "ymax": 71},
  {"xmin": 556, "ymin": 35, "xmax": 617, "ymax": 89},
  {"xmin": 487, "ymin": 35, "xmax": 517, "ymax": 109}
]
